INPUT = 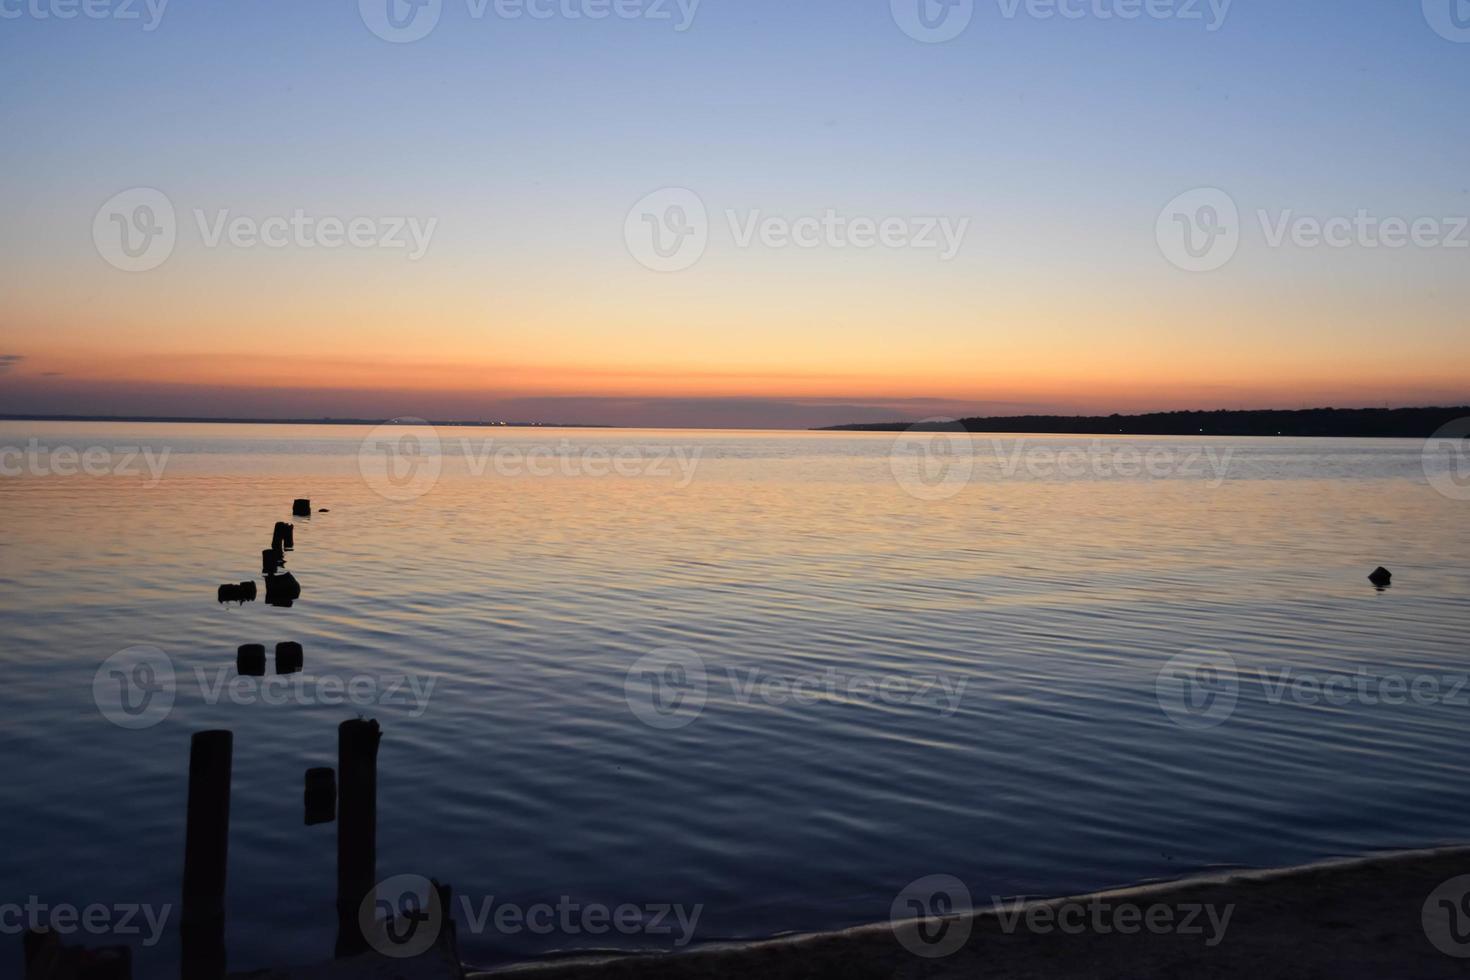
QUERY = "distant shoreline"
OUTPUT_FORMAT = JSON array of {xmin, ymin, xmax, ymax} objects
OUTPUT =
[
  {"xmin": 1, "ymin": 406, "xmax": 1466, "ymax": 437},
  {"xmin": 481, "ymin": 845, "xmax": 1470, "ymax": 980},
  {"xmin": 0, "ymin": 414, "xmax": 614, "ymax": 429},
  {"xmin": 821, "ymin": 406, "xmax": 1470, "ymax": 439}
]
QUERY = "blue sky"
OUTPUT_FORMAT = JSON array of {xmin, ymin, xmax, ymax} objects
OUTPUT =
[{"xmin": 1, "ymin": 0, "xmax": 1468, "ymax": 425}]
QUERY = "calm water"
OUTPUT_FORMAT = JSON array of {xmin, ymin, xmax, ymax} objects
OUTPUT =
[{"xmin": 3, "ymin": 422, "xmax": 1469, "ymax": 973}]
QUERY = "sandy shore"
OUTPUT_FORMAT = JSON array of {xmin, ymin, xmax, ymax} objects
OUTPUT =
[{"xmin": 476, "ymin": 846, "xmax": 1470, "ymax": 979}]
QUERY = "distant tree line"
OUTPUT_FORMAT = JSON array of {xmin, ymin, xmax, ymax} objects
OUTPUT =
[{"xmin": 823, "ymin": 406, "xmax": 1470, "ymax": 438}]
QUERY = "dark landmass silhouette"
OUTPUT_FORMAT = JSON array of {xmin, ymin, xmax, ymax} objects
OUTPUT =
[{"xmin": 822, "ymin": 406, "xmax": 1470, "ymax": 438}]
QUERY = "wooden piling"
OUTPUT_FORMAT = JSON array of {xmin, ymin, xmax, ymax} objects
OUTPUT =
[
  {"xmin": 334, "ymin": 719, "xmax": 381, "ymax": 958},
  {"xmin": 276, "ymin": 641, "xmax": 304, "ymax": 675},
  {"xmin": 292, "ymin": 499, "xmax": 311, "ymax": 517},
  {"xmin": 236, "ymin": 645, "xmax": 266, "ymax": 677},
  {"xmin": 180, "ymin": 730, "xmax": 232, "ymax": 980},
  {"xmin": 305, "ymin": 767, "xmax": 336, "ymax": 826}
]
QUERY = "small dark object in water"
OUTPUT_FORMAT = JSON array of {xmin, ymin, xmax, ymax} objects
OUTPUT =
[
  {"xmin": 1369, "ymin": 566, "xmax": 1393, "ymax": 588},
  {"xmin": 262, "ymin": 548, "xmax": 284, "ymax": 575},
  {"xmin": 237, "ymin": 644, "xmax": 266, "ymax": 676},
  {"xmin": 272, "ymin": 522, "xmax": 294, "ymax": 552},
  {"xmin": 276, "ymin": 641, "xmax": 304, "ymax": 674},
  {"xmin": 293, "ymin": 498, "xmax": 311, "ymax": 517},
  {"xmin": 318, "ymin": 508, "xmax": 330, "ymax": 513},
  {"xmin": 217, "ymin": 581, "xmax": 256, "ymax": 604},
  {"xmin": 265, "ymin": 571, "xmax": 301, "ymax": 608},
  {"xmin": 305, "ymin": 767, "xmax": 336, "ymax": 825}
]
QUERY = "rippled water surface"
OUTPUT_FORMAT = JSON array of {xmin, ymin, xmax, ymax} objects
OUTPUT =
[{"xmin": 3, "ymin": 422, "xmax": 1469, "ymax": 973}]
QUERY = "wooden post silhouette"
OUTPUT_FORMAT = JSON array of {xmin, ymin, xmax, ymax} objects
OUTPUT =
[
  {"xmin": 335, "ymin": 719, "xmax": 381, "ymax": 958},
  {"xmin": 180, "ymin": 730, "xmax": 232, "ymax": 980}
]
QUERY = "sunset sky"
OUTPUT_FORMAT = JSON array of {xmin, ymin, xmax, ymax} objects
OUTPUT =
[{"xmin": 2, "ymin": 0, "xmax": 1468, "ymax": 427}]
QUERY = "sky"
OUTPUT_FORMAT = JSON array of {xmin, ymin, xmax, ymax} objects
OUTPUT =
[{"xmin": 1, "ymin": 0, "xmax": 1468, "ymax": 428}]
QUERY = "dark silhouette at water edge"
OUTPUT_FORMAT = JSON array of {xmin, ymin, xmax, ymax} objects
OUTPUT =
[{"xmin": 822, "ymin": 406, "xmax": 1470, "ymax": 438}]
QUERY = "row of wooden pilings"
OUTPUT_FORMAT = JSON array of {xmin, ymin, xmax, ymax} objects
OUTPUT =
[{"xmin": 179, "ymin": 717, "xmax": 382, "ymax": 980}]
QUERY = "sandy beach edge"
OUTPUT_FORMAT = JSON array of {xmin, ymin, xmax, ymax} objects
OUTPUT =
[{"xmin": 472, "ymin": 844, "xmax": 1470, "ymax": 979}]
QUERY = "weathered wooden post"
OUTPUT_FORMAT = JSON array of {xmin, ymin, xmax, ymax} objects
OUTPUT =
[
  {"xmin": 180, "ymin": 730, "xmax": 232, "ymax": 980},
  {"xmin": 236, "ymin": 644, "xmax": 266, "ymax": 677},
  {"xmin": 272, "ymin": 522, "xmax": 294, "ymax": 552},
  {"xmin": 292, "ymin": 499, "xmax": 312, "ymax": 517},
  {"xmin": 261, "ymin": 548, "xmax": 283, "ymax": 575},
  {"xmin": 305, "ymin": 767, "xmax": 336, "ymax": 826},
  {"xmin": 276, "ymin": 641, "xmax": 304, "ymax": 675},
  {"xmin": 335, "ymin": 719, "xmax": 381, "ymax": 958}
]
